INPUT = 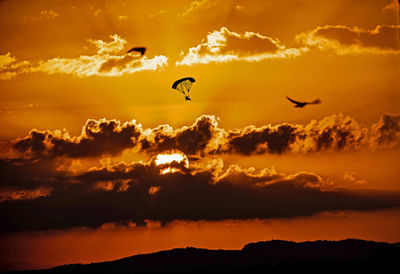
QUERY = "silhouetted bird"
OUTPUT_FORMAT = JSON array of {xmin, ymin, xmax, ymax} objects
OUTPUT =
[
  {"xmin": 286, "ymin": 96, "xmax": 321, "ymax": 108},
  {"xmin": 126, "ymin": 47, "xmax": 146, "ymax": 56}
]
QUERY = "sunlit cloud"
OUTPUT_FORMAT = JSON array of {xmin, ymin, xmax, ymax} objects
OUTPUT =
[
  {"xmin": 382, "ymin": 0, "xmax": 399, "ymax": 13},
  {"xmin": 296, "ymin": 25, "xmax": 400, "ymax": 55},
  {"xmin": 343, "ymin": 172, "xmax": 367, "ymax": 185},
  {"xmin": 0, "ymin": 186, "xmax": 51, "ymax": 202},
  {"xmin": 24, "ymin": 9, "xmax": 60, "ymax": 23},
  {"xmin": 0, "ymin": 52, "xmax": 15, "ymax": 67},
  {"xmin": 93, "ymin": 9, "xmax": 102, "ymax": 17},
  {"xmin": 88, "ymin": 34, "xmax": 127, "ymax": 55},
  {"xmin": 176, "ymin": 27, "xmax": 303, "ymax": 66},
  {"xmin": 0, "ymin": 103, "xmax": 39, "ymax": 115},
  {"xmin": 180, "ymin": 0, "xmax": 218, "ymax": 17},
  {"xmin": 177, "ymin": 24, "xmax": 400, "ymax": 67},
  {"xmin": 149, "ymin": 9, "xmax": 166, "ymax": 18},
  {"xmin": 117, "ymin": 15, "xmax": 128, "ymax": 20},
  {"xmin": 0, "ymin": 52, "xmax": 18, "ymax": 80},
  {"xmin": 0, "ymin": 35, "xmax": 168, "ymax": 79}
]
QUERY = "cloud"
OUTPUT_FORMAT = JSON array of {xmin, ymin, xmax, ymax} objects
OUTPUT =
[
  {"xmin": 117, "ymin": 15, "xmax": 128, "ymax": 20},
  {"xmin": 212, "ymin": 113, "xmax": 400, "ymax": 155},
  {"xmin": 343, "ymin": 172, "xmax": 366, "ymax": 185},
  {"xmin": 13, "ymin": 118, "xmax": 143, "ymax": 158},
  {"xmin": 1, "ymin": 155, "xmax": 400, "ymax": 232},
  {"xmin": 10, "ymin": 113, "xmax": 400, "ymax": 159},
  {"xmin": 180, "ymin": 0, "xmax": 218, "ymax": 17},
  {"xmin": 0, "ymin": 103, "xmax": 38, "ymax": 115},
  {"xmin": 382, "ymin": 0, "xmax": 399, "ymax": 13},
  {"xmin": 140, "ymin": 113, "xmax": 397, "ymax": 156},
  {"xmin": 176, "ymin": 27, "xmax": 302, "ymax": 66},
  {"xmin": 0, "ymin": 52, "xmax": 15, "ymax": 67},
  {"xmin": 149, "ymin": 10, "xmax": 166, "ymax": 19},
  {"xmin": 178, "ymin": 25, "xmax": 400, "ymax": 65},
  {"xmin": 88, "ymin": 34, "xmax": 127, "ymax": 55},
  {"xmin": 370, "ymin": 113, "xmax": 400, "ymax": 149},
  {"xmin": 213, "ymin": 123, "xmax": 299, "ymax": 155},
  {"xmin": 2, "ymin": 113, "xmax": 400, "ymax": 232},
  {"xmin": 0, "ymin": 35, "xmax": 168, "ymax": 79},
  {"xmin": 296, "ymin": 25, "xmax": 400, "ymax": 55},
  {"xmin": 24, "ymin": 10, "xmax": 60, "ymax": 23},
  {"xmin": 3, "ymin": 25, "xmax": 398, "ymax": 80},
  {"xmin": 140, "ymin": 115, "xmax": 221, "ymax": 155},
  {"xmin": 0, "ymin": 186, "xmax": 51, "ymax": 202},
  {"xmin": 0, "ymin": 53, "xmax": 31, "ymax": 80}
]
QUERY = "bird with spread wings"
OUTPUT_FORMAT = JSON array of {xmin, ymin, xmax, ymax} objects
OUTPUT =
[{"xmin": 286, "ymin": 96, "xmax": 321, "ymax": 108}]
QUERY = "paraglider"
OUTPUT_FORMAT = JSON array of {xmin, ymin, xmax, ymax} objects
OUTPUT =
[
  {"xmin": 126, "ymin": 47, "xmax": 146, "ymax": 56},
  {"xmin": 172, "ymin": 77, "xmax": 195, "ymax": 101},
  {"xmin": 286, "ymin": 95, "xmax": 321, "ymax": 108}
]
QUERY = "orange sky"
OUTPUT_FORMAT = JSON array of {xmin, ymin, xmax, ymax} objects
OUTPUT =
[{"xmin": 0, "ymin": 0, "xmax": 400, "ymax": 270}]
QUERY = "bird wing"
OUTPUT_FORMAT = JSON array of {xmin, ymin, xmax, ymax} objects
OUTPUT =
[
  {"xmin": 286, "ymin": 96, "xmax": 302, "ymax": 105},
  {"xmin": 309, "ymin": 98, "xmax": 321, "ymax": 104}
]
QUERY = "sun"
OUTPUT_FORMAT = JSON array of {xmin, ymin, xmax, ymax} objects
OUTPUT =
[{"xmin": 154, "ymin": 152, "xmax": 189, "ymax": 174}]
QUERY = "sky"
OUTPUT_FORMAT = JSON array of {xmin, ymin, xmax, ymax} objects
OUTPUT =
[{"xmin": 0, "ymin": 0, "xmax": 400, "ymax": 270}]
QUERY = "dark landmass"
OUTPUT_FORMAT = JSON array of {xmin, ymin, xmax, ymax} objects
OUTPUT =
[{"xmin": 7, "ymin": 239, "xmax": 400, "ymax": 273}]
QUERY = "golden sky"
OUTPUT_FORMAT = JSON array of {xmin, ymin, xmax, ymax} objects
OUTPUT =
[{"xmin": 0, "ymin": 0, "xmax": 400, "ymax": 270}]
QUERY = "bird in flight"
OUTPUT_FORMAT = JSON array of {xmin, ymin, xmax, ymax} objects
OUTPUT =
[{"xmin": 286, "ymin": 96, "xmax": 321, "ymax": 108}]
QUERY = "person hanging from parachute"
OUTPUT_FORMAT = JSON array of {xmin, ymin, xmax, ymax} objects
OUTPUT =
[{"xmin": 172, "ymin": 77, "xmax": 195, "ymax": 101}]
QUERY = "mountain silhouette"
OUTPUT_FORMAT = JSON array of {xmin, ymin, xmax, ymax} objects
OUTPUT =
[{"xmin": 6, "ymin": 239, "xmax": 400, "ymax": 273}]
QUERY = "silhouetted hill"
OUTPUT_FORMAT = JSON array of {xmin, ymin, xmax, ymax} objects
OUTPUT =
[
  {"xmin": 9, "ymin": 239, "xmax": 400, "ymax": 273},
  {"xmin": 391, "ymin": 242, "xmax": 400, "ymax": 248}
]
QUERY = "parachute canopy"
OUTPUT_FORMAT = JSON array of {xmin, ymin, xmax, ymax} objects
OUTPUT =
[
  {"xmin": 172, "ymin": 77, "xmax": 195, "ymax": 101},
  {"xmin": 126, "ymin": 47, "xmax": 146, "ymax": 56}
]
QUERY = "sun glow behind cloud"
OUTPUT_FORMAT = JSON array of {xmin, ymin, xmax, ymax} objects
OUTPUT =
[{"xmin": 155, "ymin": 152, "xmax": 189, "ymax": 174}]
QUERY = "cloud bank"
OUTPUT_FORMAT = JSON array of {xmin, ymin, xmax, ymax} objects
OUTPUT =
[
  {"xmin": 12, "ymin": 113, "xmax": 400, "ymax": 159},
  {"xmin": 177, "ymin": 25, "xmax": 400, "ymax": 66},
  {"xmin": 1, "ymin": 155, "xmax": 400, "ymax": 232},
  {"xmin": 1, "ymin": 113, "xmax": 399, "ymax": 232},
  {"xmin": 1, "ymin": 25, "xmax": 399, "ymax": 79}
]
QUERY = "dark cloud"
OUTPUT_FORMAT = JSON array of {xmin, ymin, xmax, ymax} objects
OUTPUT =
[
  {"xmin": 0, "ymin": 157, "xmax": 58, "ymax": 190},
  {"xmin": 370, "ymin": 113, "xmax": 400, "ymax": 148},
  {"xmin": 140, "ymin": 115, "xmax": 219, "ymax": 155},
  {"xmin": 302, "ymin": 114, "xmax": 369, "ymax": 152},
  {"xmin": 1, "ymin": 157, "xmax": 400, "ymax": 232},
  {"xmin": 211, "ymin": 114, "xmax": 395, "ymax": 155},
  {"xmin": 213, "ymin": 124, "xmax": 299, "ymax": 155},
  {"xmin": 13, "ymin": 118, "xmax": 142, "ymax": 158}
]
